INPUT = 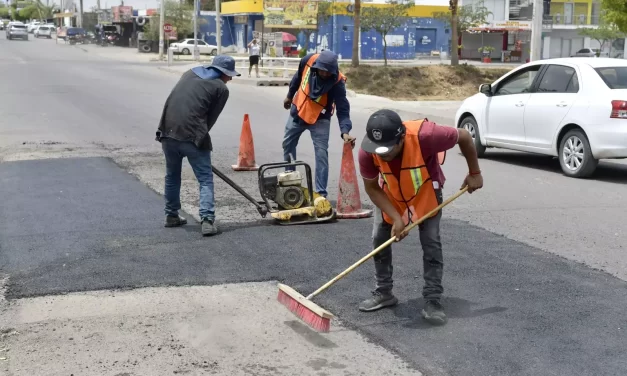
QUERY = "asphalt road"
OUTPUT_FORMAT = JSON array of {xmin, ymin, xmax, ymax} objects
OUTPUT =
[{"xmin": 2, "ymin": 34, "xmax": 627, "ymax": 376}]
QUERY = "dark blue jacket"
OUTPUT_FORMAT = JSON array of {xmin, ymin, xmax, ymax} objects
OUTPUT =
[{"xmin": 286, "ymin": 52, "xmax": 352, "ymax": 137}]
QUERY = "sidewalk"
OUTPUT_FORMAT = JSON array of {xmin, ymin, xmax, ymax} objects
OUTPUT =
[{"xmin": 158, "ymin": 62, "xmax": 292, "ymax": 86}]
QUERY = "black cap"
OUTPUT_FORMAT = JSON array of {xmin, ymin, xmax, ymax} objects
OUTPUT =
[{"xmin": 361, "ymin": 109, "xmax": 405, "ymax": 155}]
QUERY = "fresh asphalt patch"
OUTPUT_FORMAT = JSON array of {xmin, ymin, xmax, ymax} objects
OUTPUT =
[{"xmin": 1, "ymin": 157, "xmax": 626, "ymax": 376}]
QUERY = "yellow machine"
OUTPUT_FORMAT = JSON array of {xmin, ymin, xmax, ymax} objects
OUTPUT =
[{"xmin": 212, "ymin": 160, "xmax": 336, "ymax": 225}]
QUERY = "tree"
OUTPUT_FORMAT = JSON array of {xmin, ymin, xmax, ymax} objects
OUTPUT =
[
  {"xmin": 352, "ymin": 0, "xmax": 360, "ymax": 67},
  {"xmin": 0, "ymin": 7, "xmax": 9, "ymax": 19},
  {"xmin": 601, "ymin": 0, "xmax": 627, "ymax": 33},
  {"xmin": 433, "ymin": 0, "xmax": 492, "ymax": 66},
  {"xmin": 578, "ymin": 14, "xmax": 625, "ymax": 56},
  {"xmin": 146, "ymin": 0, "xmax": 204, "ymax": 42},
  {"xmin": 360, "ymin": 0, "xmax": 414, "ymax": 66}
]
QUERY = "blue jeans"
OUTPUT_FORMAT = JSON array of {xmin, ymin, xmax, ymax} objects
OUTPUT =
[
  {"xmin": 282, "ymin": 115, "xmax": 331, "ymax": 197},
  {"xmin": 161, "ymin": 138, "xmax": 215, "ymax": 221}
]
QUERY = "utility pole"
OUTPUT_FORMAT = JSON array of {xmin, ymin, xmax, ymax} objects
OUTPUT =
[
  {"xmin": 215, "ymin": 0, "xmax": 221, "ymax": 54},
  {"xmin": 193, "ymin": 0, "xmax": 199, "ymax": 60},
  {"xmin": 530, "ymin": 0, "xmax": 544, "ymax": 61},
  {"xmin": 158, "ymin": 0, "xmax": 165, "ymax": 60},
  {"xmin": 79, "ymin": 0, "xmax": 83, "ymax": 27}
]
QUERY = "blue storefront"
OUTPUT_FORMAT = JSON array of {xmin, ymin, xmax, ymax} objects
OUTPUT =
[{"xmin": 197, "ymin": 12, "xmax": 449, "ymax": 60}]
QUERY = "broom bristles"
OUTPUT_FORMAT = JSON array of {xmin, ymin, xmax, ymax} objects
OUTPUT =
[{"xmin": 277, "ymin": 289, "xmax": 331, "ymax": 333}]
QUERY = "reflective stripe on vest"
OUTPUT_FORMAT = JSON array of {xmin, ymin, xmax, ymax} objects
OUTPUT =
[
  {"xmin": 292, "ymin": 54, "xmax": 346, "ymax": 125},
  {"xmin": 372, "ymin": 119, "xmax": 440, "ymax": 225}
]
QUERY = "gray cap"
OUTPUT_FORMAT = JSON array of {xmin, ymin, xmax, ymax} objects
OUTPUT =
[{"xmin": 209, "ymin": 55, "xmax": 241, "ymax": 77}]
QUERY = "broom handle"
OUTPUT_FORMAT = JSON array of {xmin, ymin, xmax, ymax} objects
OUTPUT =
[{"xmin": 306, "ymin": 186, "xmax": 468, "ymax": 300}]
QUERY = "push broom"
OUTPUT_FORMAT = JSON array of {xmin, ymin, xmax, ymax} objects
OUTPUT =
[{"xmin": 277, "ymin": 186, "xmax": 469, "ymax": 332}]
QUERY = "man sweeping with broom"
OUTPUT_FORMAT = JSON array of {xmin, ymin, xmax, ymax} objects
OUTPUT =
[
  {"xmin": 357, "ymin": 109, "xmax": 484, "ymax": 325},
  {"xmin": 276, "ymin": 110, "xmax": 483, "ymax": 332}
]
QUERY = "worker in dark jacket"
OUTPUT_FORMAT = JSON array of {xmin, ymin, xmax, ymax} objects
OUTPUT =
[
  {"xmin": 156, "ymin": 55, "xmax": 240, "ymax": 236},
  {"xmin": 282, "ymin": 50, "xmax": 355, "ymax": 198}
]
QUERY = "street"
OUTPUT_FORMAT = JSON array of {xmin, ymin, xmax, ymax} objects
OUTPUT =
[{"xmin": 2, "ymin": 34, "xmax": 627, "ymax": 376}]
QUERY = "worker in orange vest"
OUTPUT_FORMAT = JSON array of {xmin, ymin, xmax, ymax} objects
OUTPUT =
[
  {"xmin": 358, "ymin": 109, "xmax": 483, "ymax": 325},
  {"xmin": 282, "ymin": 50, "xmax": 355, "ymax": 198}
]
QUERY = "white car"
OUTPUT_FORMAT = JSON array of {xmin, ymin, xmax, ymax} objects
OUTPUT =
[
  {"xmin": 34, "ymin": 25, "xmax": 53, "ymax": 38},
  {"xmin": 455, "ymin": 57, "xmax": 627, "ymax": 178},
  {"xmin": 169, "ymin": 39, "xmax": 218, "ymax": 55},
  {"xmin": 27, "ymin": 21, "xmax": 42, "ymax": 33}
]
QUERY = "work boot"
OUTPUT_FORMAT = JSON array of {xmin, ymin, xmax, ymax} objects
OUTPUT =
[
  {"xmin": 164, "ymin": 215, "xmax": 187, "ymax": 227},
  {"xmin": 421, "ymin": 299, "xmax": 447, "ymax": 325},
  {"xmin": 201, "ymin": 218, "xmax": 218, "ymax": 236},
  {"xmin": 358, "ymin": 290, "xmax": 398, "ymax": 312}
]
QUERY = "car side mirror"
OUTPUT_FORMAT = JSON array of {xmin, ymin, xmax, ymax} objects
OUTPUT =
[{"xmin": 479, "ymin": 83, "xmax": 492, "ymax": 96}]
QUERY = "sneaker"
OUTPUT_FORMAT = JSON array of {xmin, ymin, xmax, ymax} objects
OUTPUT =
[
  {"xmin": 164, "ymin": 215, "xmax": 187, "ymax": 227},
  {"xmin": 358, "ymin": 290, "xmax": 398, "ymax": 312},
  {"xmin": 421, "ymin": 300, "xmax": 447, "ymax": 325},
  {"xmin": 201, "ymin": 218, "xmax": 218, "ymax": 236}
]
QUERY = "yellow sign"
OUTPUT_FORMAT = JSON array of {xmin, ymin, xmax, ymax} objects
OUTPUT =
[{"xmin": 264, "ymin": 0, "xmax": 318, "ymax": 29}]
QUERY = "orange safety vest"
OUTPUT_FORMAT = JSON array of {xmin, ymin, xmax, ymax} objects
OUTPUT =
[
  {"xmin": 292, "ymin": 53, "xmax": 347, "ymax": 125},
  {"xmin": 372, "ymin": 119, "xmax": 440, "ymax": 226}
]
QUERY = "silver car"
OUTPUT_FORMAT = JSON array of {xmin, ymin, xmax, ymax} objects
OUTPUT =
[
  {"xmin": 7, "ymin": 23, "xmax": 28, "ymax": 40},
  {"xmin": 571, "ymin": 48, "xmax": 597, "ymax": 57}
]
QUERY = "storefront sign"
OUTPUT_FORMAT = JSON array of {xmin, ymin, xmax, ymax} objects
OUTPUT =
[
  {"xmin": 470, "ymin": 20, "xmax": 532, "ymax": 31},
  {"xmin": 494, "ymin": 21, "xmax": 532, "ymax": 30},
  {"xmin": 235, "ymin": 15, "xmax": 249, "ymax": 24},
  {"xmin": 263, "ymin": 0, "xmax": 318, "ymax": 29}
]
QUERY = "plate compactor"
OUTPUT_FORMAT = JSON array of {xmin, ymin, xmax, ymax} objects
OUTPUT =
[{"xmin": 212, "ymin": 160, "xmax": 336, "ymax": 225}]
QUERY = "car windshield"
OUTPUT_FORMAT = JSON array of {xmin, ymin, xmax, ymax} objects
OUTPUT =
[
  {"xmin": 595, "ymin": 67, "xmax": 627, "ymax": 89},
  {"xmin": 39, "ymin": 27, "xmax": 49, "ymax": 30},
  {"xmin": 12, "ymin": 25, "xmax": 27, "ymax": 29}
]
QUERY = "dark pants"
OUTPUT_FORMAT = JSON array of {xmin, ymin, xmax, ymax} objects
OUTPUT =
[
  {"xmin": 372, "ymin": 189, "xmax": 444, "ymax": 300},
  {"xmin": 161, "ymin": 138, "xmax": 215, "ymax": 221}
]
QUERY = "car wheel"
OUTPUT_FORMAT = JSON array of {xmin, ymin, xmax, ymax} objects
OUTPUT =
[
  {"xmin": 211, "ymin": 49, "xmax": 217, "ymax": 56},
  {"xmin": 182, "ymin": 48, "xmax": 190, "ymax": 55},
  {"xmin": 558, "ymin": 129, "xmax": 598, "ymax": 178},
  {"xmin": 459, "ymin": 116, "xmax": 486, "ymax": 157}
]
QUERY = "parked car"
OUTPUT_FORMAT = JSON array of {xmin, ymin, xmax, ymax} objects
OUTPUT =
[
  {"xmin": 454, "ymin": 57, "xmax": 627, "ymax": 178},
  {"xmin": 6, "ymin": 22, "xmax": 29, "ymax": 40},
  {"xmin": 34, "ymin": 25, "xmax": 53, "ymax": 39},
  {"xmin": 169, "ymin": 39, "xmax": 218, "ymax": 55},
  {"xmin": 27, "ymin": 21, "xmax": 43, "ymax": 33},
  {"xmin": 571, "ymin": 48, "xmax": 598, "ymax": 57}
]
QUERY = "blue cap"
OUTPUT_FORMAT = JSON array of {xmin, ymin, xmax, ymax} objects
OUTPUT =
[{"xmin": 209, "ymin": 55, "xmax": 241, "ymax": 77}]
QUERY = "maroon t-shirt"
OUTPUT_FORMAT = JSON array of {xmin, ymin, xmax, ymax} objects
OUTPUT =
[{"xmin": 358, "ymin": 121, "xmax": 459, "ymax": 188}]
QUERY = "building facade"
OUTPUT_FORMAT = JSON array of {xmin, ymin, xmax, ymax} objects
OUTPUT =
[
  {"xmin": 460, "ymin": 0, "xmax": 625, "ymax": 61},
  {"xmin": 199, "ymin": 0, "xmax": 453, "ymax": 60}
]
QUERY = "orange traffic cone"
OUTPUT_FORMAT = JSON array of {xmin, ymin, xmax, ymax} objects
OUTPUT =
[
  {"xmin": 232, "ymin": 114, "xmax": 259, "ymax": 171},
  {"xmin": 336, "ymin": 142, "xmax": 373, "ymax": 219}
]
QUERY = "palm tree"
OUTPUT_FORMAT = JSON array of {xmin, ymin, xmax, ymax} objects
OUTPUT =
[{"xmin": 34, "ymin": 0, "xmax": 58, "ymax": 19}]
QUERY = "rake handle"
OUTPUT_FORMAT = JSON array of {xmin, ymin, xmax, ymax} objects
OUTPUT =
[{"xmin": 305, "ymin": 186, "xmax": 469, "ymax": 300}]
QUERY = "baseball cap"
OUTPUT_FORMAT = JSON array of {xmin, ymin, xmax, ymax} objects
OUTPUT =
[
  {"xmin": 361, "ymin": 109, "xmax": 406, "ymax": 155},
  {"xmin": 209, "ymin": 55, "xmax": 241, "ymax": 77}
]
